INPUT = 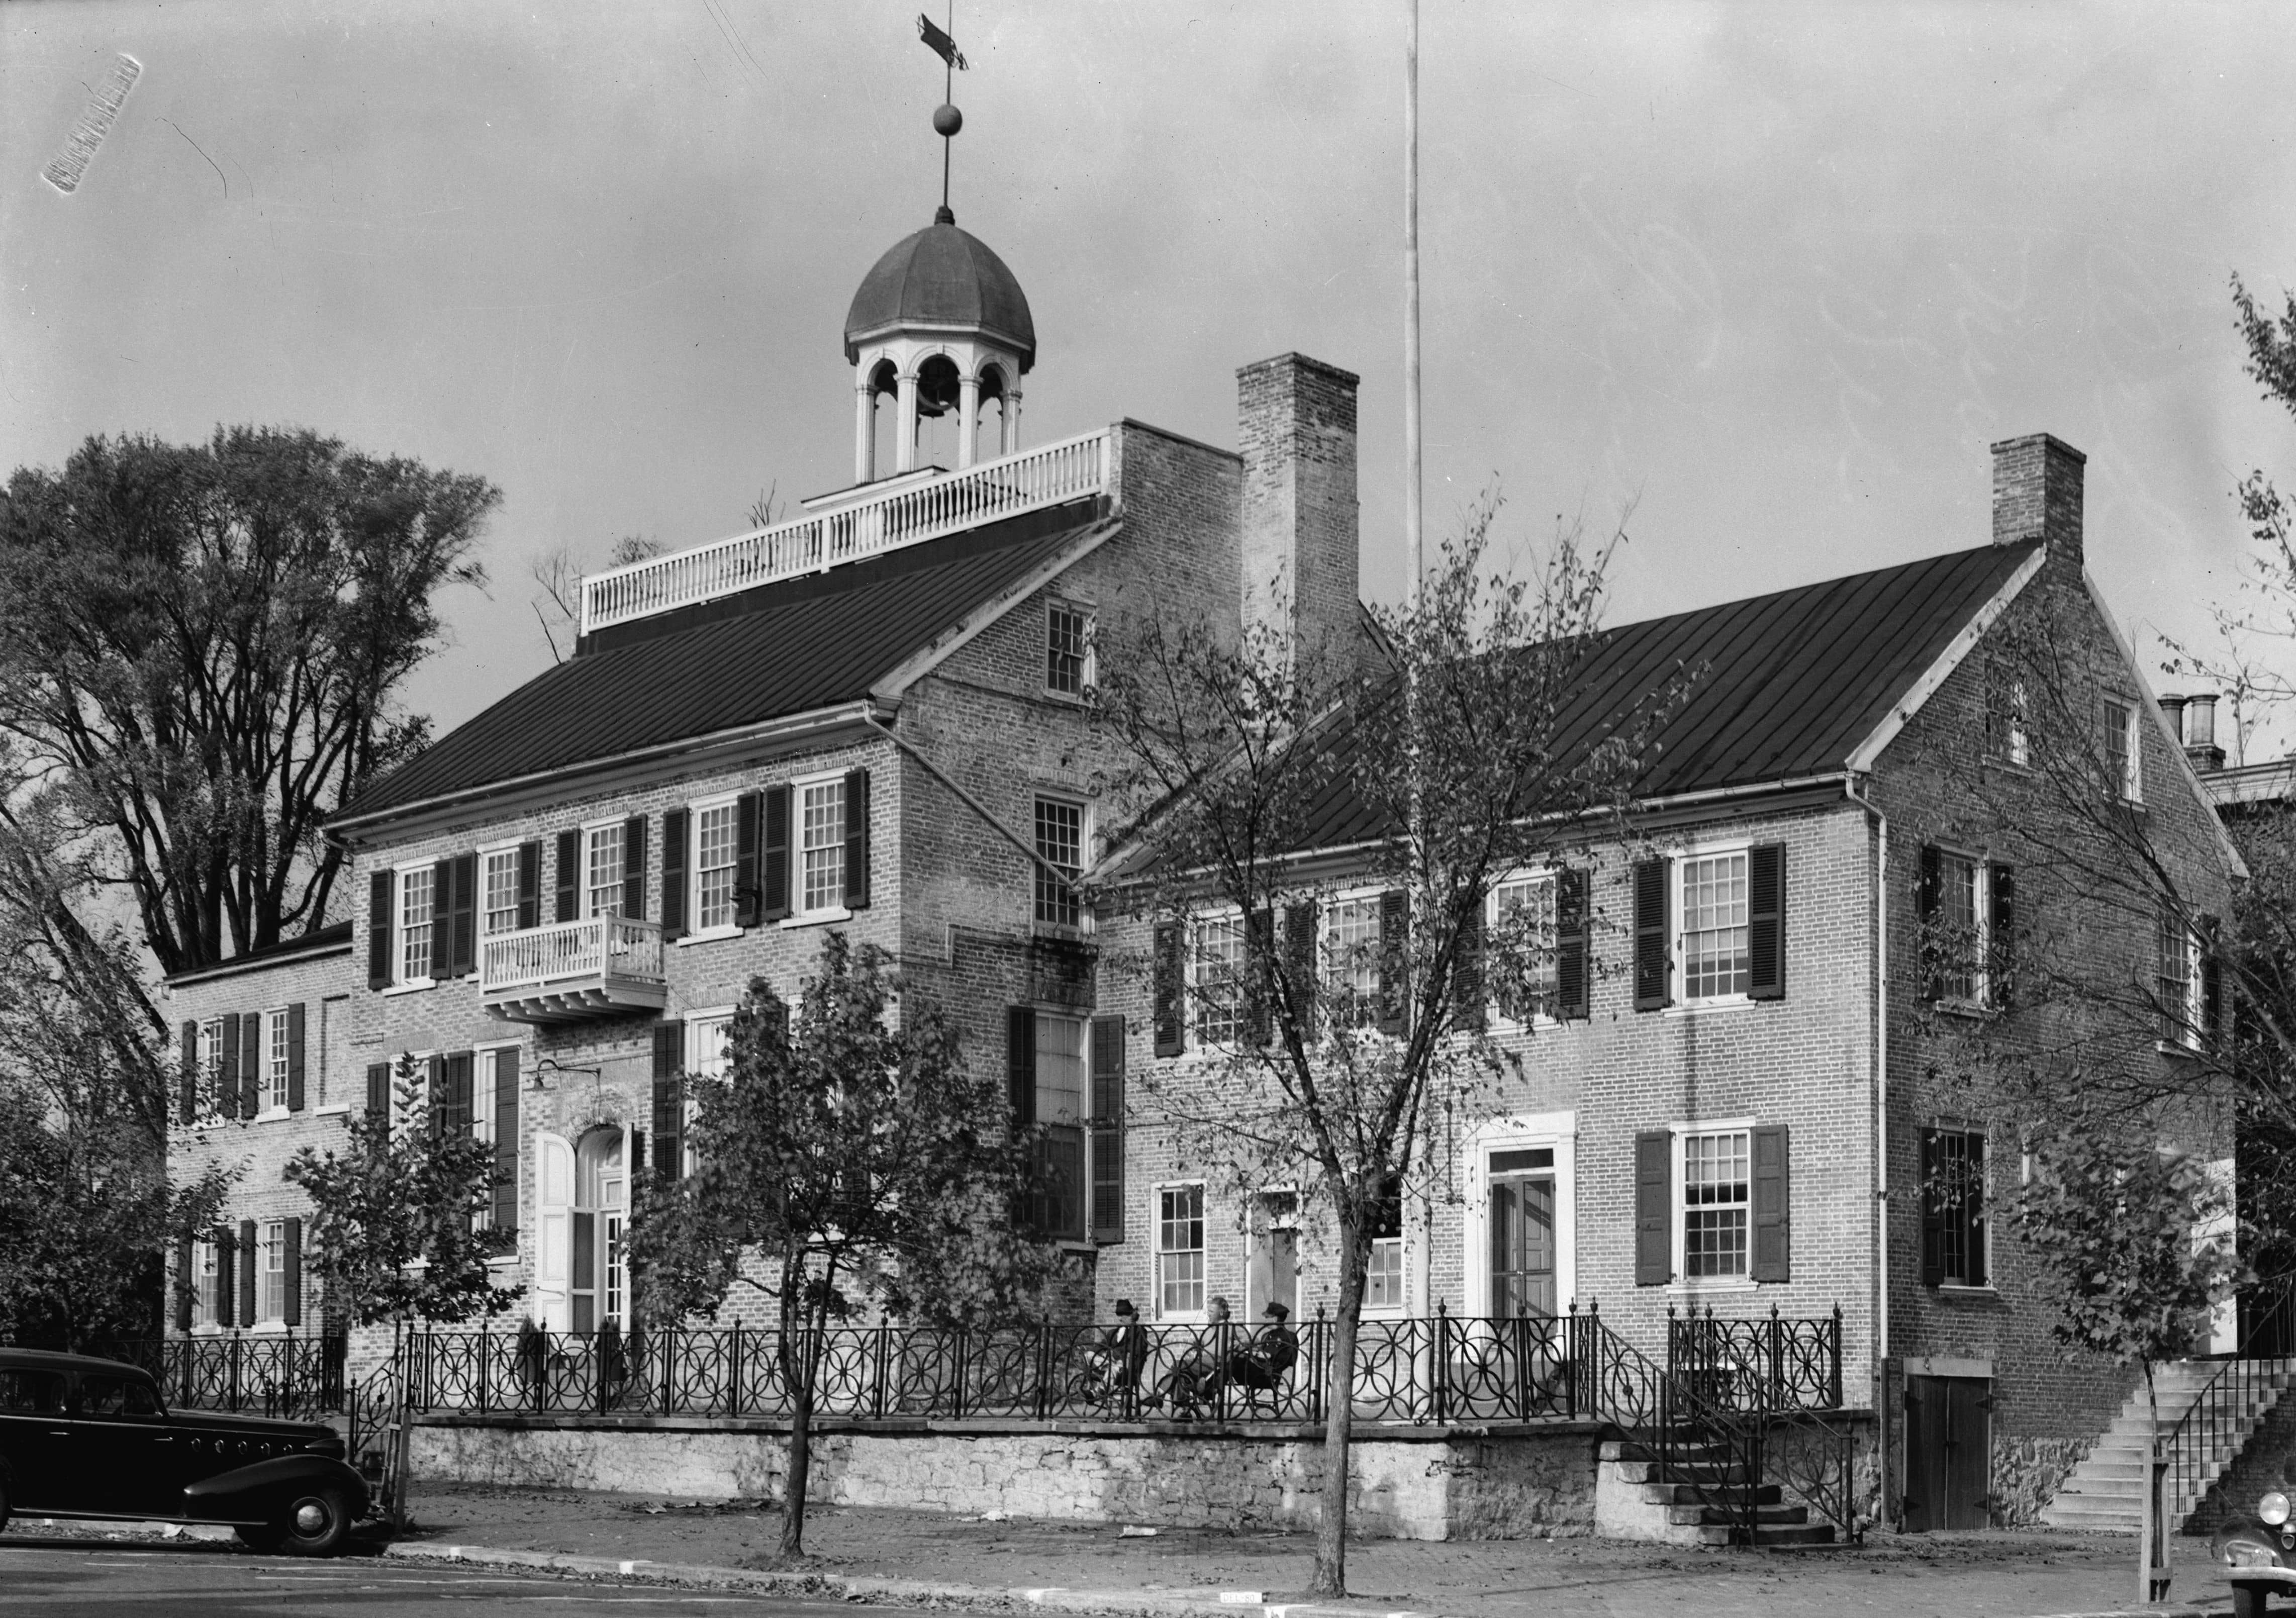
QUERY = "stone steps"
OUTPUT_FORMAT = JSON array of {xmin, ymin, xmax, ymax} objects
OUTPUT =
[
  {"xmin": 2039, "ymin": 1360, "xmax": 2294, "ymax": 1533},
  {"xmin": 1594, "ymin": 1433, "xmax": 1834, "ymax": 1548}
]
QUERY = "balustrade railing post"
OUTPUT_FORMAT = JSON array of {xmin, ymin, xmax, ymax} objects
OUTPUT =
[
  {"xmin": 1431, "ymin": 1303, "xmax": 1450, "ymax": 1425},
  {"xmin": 729, "ymin": 1325, "xmax": 744, "ymax": 1418},
  {"xmin": 951, "ymin": 1324, "xmax": 969, "ymax": 1420},
  {"xmin": 1767, "ymin": 1304, "xmax": 1783, "ymax": 1413},
  {"xmin": 1036, "ymin": 1323, "xmax": 1053, "ymax": 1421},
  {"xmin": 1310, "ymin": 1307, "xmax": 1327, "ymax": 1425},
  {"xmin": 872, "ymin": 1325, "xmax": 890, "ymax": 1420},
  {"xmin": 1829, "ymin": 1304, "xmax": 1843, "ymax": 1410},
  {"xmin": 479, "ymin": 1328, "xmax": 491, "ymax": 1415}
]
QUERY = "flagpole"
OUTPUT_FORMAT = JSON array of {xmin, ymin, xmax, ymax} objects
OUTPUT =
[{"xmin": 1403, "ymin": 0, "xmax": 1422, "ymax": 611}]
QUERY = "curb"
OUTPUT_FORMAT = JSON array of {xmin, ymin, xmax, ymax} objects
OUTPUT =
[{"xmin": 378, "ymin": 1541, "xmax": 1431, "ymax": 1618}]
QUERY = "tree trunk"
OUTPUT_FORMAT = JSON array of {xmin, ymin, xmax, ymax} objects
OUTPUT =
[
  {"xmin": 1310, "ymin": 1219, "xmax": 1368, "ymax": 1598},
  {"xmin": 780, "ymin": 1348, "xmax": 814, "ymax": 1560}
]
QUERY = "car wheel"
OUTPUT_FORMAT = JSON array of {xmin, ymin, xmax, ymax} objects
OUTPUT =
[
  {"xmin": 274, "ymin": 1487, "xmax": 351, "ymax": 1557},
  {"xmin": 0, "ymin": 1473, "xmax": 12, "ymax": 1535}
]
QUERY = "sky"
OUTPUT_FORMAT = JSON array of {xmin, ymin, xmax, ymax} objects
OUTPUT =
[{"xmin": 5, "ymin": 3, "xmax": 2296, "ymax": 758}]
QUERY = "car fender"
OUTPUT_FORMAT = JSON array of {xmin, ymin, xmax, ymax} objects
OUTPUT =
[{"xmin": 181, "ymin": 1454, "xmax": 369, "ymax": 1524}]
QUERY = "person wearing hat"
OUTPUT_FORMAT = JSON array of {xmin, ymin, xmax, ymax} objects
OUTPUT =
[
  {"xmin": 1099, "ymin": 1298, "xmax": 1149, "ymax": 1411},
  {"xmin": 1227, "ymin": 1301, "xmax": 1299, "ymax": 1411}
]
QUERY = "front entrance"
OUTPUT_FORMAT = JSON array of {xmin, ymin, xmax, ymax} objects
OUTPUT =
[
  {"xmin": 571, "ymin": 1128, "xmax": 628, "ymax": 1335},
  {"xmin": 1489, "ymin": 1149, "xmax": 1556, "ymax": 1317},
  {"xmin": 1245, "ymin": 1192, "xmax": 1299, "ymax": 1321},
  {"xmin": 1903, "ymin": 1374, "xmax": 1991, "ymax": 1530}
]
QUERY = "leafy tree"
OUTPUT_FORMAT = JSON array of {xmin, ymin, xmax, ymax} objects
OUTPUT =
[
  {"xmin": 282, "ymin": 1053, "xmax": 520, "ymax": 1328},
  {"xmin": 1092, "ymin": 498, "xmax": 1684, "ymax": 1597},
  {"xmin": 628, "ymin": 935, "xmax": 1055, "ymax": 1561},
  {"xmin": 0, "ymin": 426, "xmax": 499, "ymax": 977}
]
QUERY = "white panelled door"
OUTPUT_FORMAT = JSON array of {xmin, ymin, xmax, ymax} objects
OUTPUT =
[{"xmin": 535, "ymin": 1132, "xmax": 574, "ymax": 1331}]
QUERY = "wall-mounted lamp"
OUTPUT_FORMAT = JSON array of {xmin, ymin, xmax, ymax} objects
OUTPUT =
[{"xmin": 530, "ymin": 1057, "xmax": 601, "ymax": 1092}]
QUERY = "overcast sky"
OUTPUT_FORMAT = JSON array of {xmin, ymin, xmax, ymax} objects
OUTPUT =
[{"xmin": 6, "ymin": 3, "xmax": 2295, "ymax": 757}]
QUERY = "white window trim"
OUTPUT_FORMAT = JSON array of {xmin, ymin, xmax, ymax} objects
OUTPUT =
[
  {"xmin": 478, "ymin": 840, "xmax": 526, "ymax": 939},
  {"xmin": 684, "ymin": 792, "xmax": 745, "ymax": 941},
  {"xmin": 313, "ymin": 1102, "xmax": 352, "ymax": 1118},
  {"xmin": 1461, "ymin": 1112, "xmax": 1577, "ymax": 1322},
  {"xmin": 683, "ymin": 1006, "xmax": 737, "ymax": 1179},
  {"xmin": 1668, "ymin": 839, "xmax": 1755, "ymax": 1015},
  {"xmin": 1669, "ymin": 1116, "xmax": 1759, "ymax": 1295},
  {"xmin": 1180, "ymin": 906, "xmax": 1246, "ymax": 1059},
  {"xmin": 392, "ymin": 859, "xmax": 438, "ymax": 991},
  {"xmin": 1045, "ymin": 597, "xmax": 1096, "ymax": 703},
  {"xmin": 1322, "ymin": 884, "xmax": 1396, "ymax": 1037},
  {"xmin": 262, "ymin": 1005, "xmax": 293, "ymax": 1114},
  {"xmin": 789, "ymin": 768, "xmax": 852, "ymax": 921},
  {"xmin": 1152, "ymin": 1179, "xmax": 1210, "ymax": 1323},
  {"xmin": 1486, "ymin": 868, "xmax": 1563, "ymax": 1032},
  {"xmin": 2106, "ymin": 695, "xmax": 2144, "ymax": 805},
  {"xmin": 580, "ymin": 815, "xmax": 630, "ymax": 921},
  {"xmin": 254, "ymin": 1220, "xmax": 289, "ymax": 1329},
  {"xmin": 1031, "ymin": 793, "xmax": 1092, "ymax": 935},
  {"xmin": 2160, "ymin": 917, "xmax": 2206, "ymax": 1053},
  {"xmin": 1931, "ymin": 846, "xmax": 1994, "ymax": 1012}
]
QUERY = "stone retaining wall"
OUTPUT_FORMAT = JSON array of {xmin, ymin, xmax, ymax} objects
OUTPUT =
[{"xmin": 410, "ymin": 1416, "xmax": 1601, "ymax": 1541}]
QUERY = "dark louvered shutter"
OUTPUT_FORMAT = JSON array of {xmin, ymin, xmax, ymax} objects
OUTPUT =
[
  {"xmin": 426, "ymin": 1054, "xmax": 448, "ymax": 1139},
  {"xmin": 214, "ymin": 1227, "xmax": 236, "ymax": 1329},
  {"xmin": 1376, "ymin": 889, "xmax": 1409, "ymax": 1036},
  {"xmin": 1152, "ymin": 922, "xmax": 1185, "ymax": 1057},
  {"xmin": 1452, "ymin": 901, "xmax": 1485, "ymax": 1033},
  {"xmin": 238, "ymin": 1012, "xmax": 262, "ymax": 1119},
  {"xmin": 1965, "ymin": 1133, "xmax": 1987, "ymax": 1288},
  {"xmin": 282, "ymin": 1217, "xmax": 303, "ymax": 1327},
  {"xmin": 555, "ymin": 829, "xmax": 580, "ymax": 922},
  {"xmin": 493, "ymin": 1048, "xmax": 521, "ymax": 1231},
  {"xmin": 1089, "ymin": 1014, "xmax": 1125, "ymax": 1243},
  {"xmin": 517, "ymin": 840, "xmax": 541, "ymax": 929},
  {"xmin": 1557, "ymin": 868, "xmax": 1590, "ymax": 1020},
  {"xmin": 450, "ymin": 1051, "xmax": 476, "ymax": 1137},
  {"xmin": 451, "ymin": 851, "xmax": 478, "ymax": 976},
  {"xmin": 220, "ymin": 1012, "xmax": 242, "ymax": 1117},
  {"xmin": 1917, "ymin": 844, "xmax": 1943, "ymax": 1000},
  {"xmin": 432, "ymin": 856, "xmax": 455, "ymax": 972},
  {"xmin": 734, "ymin": 791, "xmax": 762, "ymax": 926},
  {"xmin": 179, "ymin": 1019, "xmax": 199, "ymax": 1124},
  {"xmin": 2203, "ymin": 914, "xmax": 2225, "ymax": 1051},
  {"xmin": 1007, "ymin": 1006, "xmax": 1036, "ymax": 1129},
  {"xmin": 623, "ymin": 815, "xmax": 648, "ymax": 920},
  {"xmin": 1283, "ymin": 903, "xmax": 1318, "ymax": 1040},
  {"xmin": 660, "ymin": 809, "xmax": 689, "ymax": 939},
  {"xmin": 762, "ymin": 786, "xmax": 792, "ymax": 920},
  {"xmin": 1748, "ymin": 842, "xmax": 1786, "ymax": 1001},
  {"xmin": 1635, "ymin": 1129, "xmax": 1672, "ymax": 1284},
  {"xmin": 844, "ymin": 768, "xmax": 870, "ymax": 909},
  {"xmin": 1919, "ymin": 1128, "xmax": 1944, "ymax": 1286},
  {"xmin": 629, "ymin": 1129, "xmax": 646, "ymax": 1196},
  {"xmin": 1751, "ymin": 1123, "xmax": 1790, "ymax": 1282},
  {"xmin": 365, "ymin": 1061, "xmax": 390, "ymax": 1120},
  {"xmin": 368, "ymin": 869, "xmax": 394, "ymax": 989},
  {"xmin": 1632, "ymin": 859, "xmax": 1669, "ymax": 1011},
  {"xmin": 173, "ymin": 1235, "xmax": 194, "ymax": 1331},
  {"xmin": 286, "ymin": 1002, "xmax": 307, "ymax": 1111},
  {"xmin": 1988, "ymin": 863, "xmax": 2016, "ymax": 1010},
  {"xmin": 238, "ymin": 1219, "xmax": 258, "ymax": 1324},
  {"xmin": 652, "ymin": 1021, "xmax": 685, "ymax": 1183},
  {"xmin": 1245, "ymin": 908, "xmax": 1275, "ymax": 1046}
]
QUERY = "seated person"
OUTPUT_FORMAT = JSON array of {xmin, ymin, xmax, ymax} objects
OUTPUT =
[
  {"xmin": 1227, "ymin": 1301, "xmax": 1299, "ymax": 1397},
  {"xmin": 1152, "ymin": 1296, "xmax": 1230, "ymax": 1415}
]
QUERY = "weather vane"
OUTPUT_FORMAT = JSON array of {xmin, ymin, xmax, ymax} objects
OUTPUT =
[{"xmin": 918, "ymin": 6, "xmax": 967, "ymax": 222}]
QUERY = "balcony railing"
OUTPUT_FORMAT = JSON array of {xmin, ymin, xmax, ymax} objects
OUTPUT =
[
  {"xmin": 480, "ymin": 914, "xmax": 666, "ymax": 1022},
  {"xmin": 581, "ymin": 428, "xmax": 1113, "ymax": 635}
]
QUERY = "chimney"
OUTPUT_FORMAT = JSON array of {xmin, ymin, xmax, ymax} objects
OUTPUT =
[
  {"xmin": 2183, "ymin": 692, "xmax": 2225, "ymax": 773},
  {"xmin": 1239, "ymin": 353, "xmax": 1360, "ymax": 668},
  {"xmin": 1990, "ymin": 433, "xmax": 2086, "ymax": 567}
]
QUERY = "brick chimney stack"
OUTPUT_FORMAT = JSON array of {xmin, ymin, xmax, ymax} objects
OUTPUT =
[
  {"xmin": 1239, "ymin": 353, "xmax": 1360, "ymax": 668},
  {"xmin": 1990, "ymin": 433, "xmax": 2086, "ymax": 567}
]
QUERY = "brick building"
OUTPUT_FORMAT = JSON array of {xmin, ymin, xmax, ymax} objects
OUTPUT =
[{"xmin": 1091, "ymin": 432, "xmax": 2242, "ymax": 1529}]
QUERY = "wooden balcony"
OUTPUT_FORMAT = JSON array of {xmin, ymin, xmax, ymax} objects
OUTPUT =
[{"xmin": 481, "ymin": 914, "xmax": 667, "ymax": 1023}]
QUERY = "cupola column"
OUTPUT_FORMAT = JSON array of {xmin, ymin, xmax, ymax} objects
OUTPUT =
[
  {"xmin": 895, "ymin": 368, "xmax": 921, "ymax": 474},
  {"xmin": 1002, "ymin": 390, "xmax": 1022, "ymax": 457},
  {"xmin": 957, "ymin": 373, "xmax": 982, "ymax": 469},
  {"xmin": 853, "ymin": 376, "xmax": 878, "ymax": 485}
]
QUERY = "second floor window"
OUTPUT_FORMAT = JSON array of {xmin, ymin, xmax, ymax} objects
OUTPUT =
[
  {"xmin": 1327, "ymin": 895, "xmax": 1384, "ymax": 1025},
  {"xmin": 694, "ymin": 802, "xmax": 738, "ymax": 930},
  {"xmin": 801, "ymin": 779, "xmax": 846, "ymax": 912},
  {"xmin": 1680, "ymin": 852, "xmax": 1750, "ymax": 1001},
  {"xmin": 484, "ymin": 849, "xmax": 521, "ymax": 935},
  {"xmin": 2159, "ymin": 913, "xmax": 2202, "ymax": 1048},
  {"xmin": 2104, "ymin": 697, "xmax": 2140, "ymax": 803},
  {"xmin": 399, "ymin": 866, "xmax": 434, "ymax": 983},
  {"xmin": 1047, "ymin": 602, "xmax": 1090, "ymax": 698},
  {"xmin": 1490, "ymin": 874, "xmax": 1558, "ymax": 1023},
  {"xmin": 586, "ymin": 823, "xmax": 625, "ymax": 918},
  {"xmin": 265, "ymin": 1009, "xmax": 291, "ymax": 1111},
  {"xmin": 1191, "ymin": 915, "xmax": 1246, "ymax": 1046},
  {"xmin": 1936, "ymin": 853, "xmax": 1982, "ymax": 1003},
  {"xmin": 1034, "ymin": 798, "xmax": 1083, "ymax": 928},
  {"xmin": 1682, "ymin": 1128, "xmax": 1751, "ymax": 1279},
  {"xmin": 197, "ymin": 1018, "xmax": 224, "ymax": 1115}
]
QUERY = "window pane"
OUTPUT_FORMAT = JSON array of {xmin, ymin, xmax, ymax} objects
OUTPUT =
[
  {"xmin": 1939, "ymin": 854, "xmax": 1978, "ymax": 1002},
  {"xmin": 2159, "ymin": 915, "xmax": 2196, "ymax": 1045},
  {"xmin": 1328, "ymin": 896, "xmax": 1383, "ymax": 1023},
  {"xmin": 1681, "ymin": 853, "xmax": 1749, "ymax": 1000},
  {"xmin": 587, "ymin": 824, "xmax": 625, "ymax": 918},
  {"xmin": 1366, "ymin": 1237, "xmax": 1405, "ymax": 1310},
  {"xmin": 1193, "ymin": 917, "xmax": 1245, "ymax": 1044},
  {"xmin": 1035, "ymin": 1013, "xmax": 1085, "ymax": 1124},
  {"xmin": 1936, "ymin": 1129, "xmax": 1986, "ymax": 1284},
  {"xmin": 691, "ymin": 1015, "xmax": 733, "ymax": 1081},
  {"xmin": 1492, "ymin": 877, "xmax": 1558, "ymax": 1021},
  {"xmin": 267, "ymin": 1010, "xmax": 290, "ymax": 1110},
  {"xmin": 695, "ymin": 804, "xmax": 738, "ymax": 930},
  {"xmin": 1034, "ymin": 799, "xmax": 1082, "ymax": 927},
  {"xmin": 801, "ymin": 781, "xmax": 845, "ymax": 911},
  {"xmin": 400, "ymin": 868, "xmax": 434, "ymax": 983},
  {"xmin": 1047, "ymin": 604, "xmax": 1088, "ymax": 697},
  {"xmin": 260, "ymin": 1221, "xmax": 286, "ymax": 1321},
  {"xmin": 1683, "ymin": 1129, "xmax": 1751, "ymax": 1278},
  {"xmin": 484, "ymin": 850, "xmax": 522, "ymax": 935},
  {"xmin": 1158, "ymin": 1185, "xmax": 1205, "ymax": 1316}
]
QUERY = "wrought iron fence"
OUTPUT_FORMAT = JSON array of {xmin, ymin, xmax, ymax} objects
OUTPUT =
[
  {"xmin": 1666, "ymin": 1304, "xmax": 1844, "ymax": 1413},
  {"xmin": 86, "ymin": 1333, "xmax": 349, "ymax": 1418}
]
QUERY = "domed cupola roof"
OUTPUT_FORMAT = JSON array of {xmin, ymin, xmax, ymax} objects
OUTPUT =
[{"xmin": 843, "ymin": 208, "xmax": 1035, "ymax": 374}]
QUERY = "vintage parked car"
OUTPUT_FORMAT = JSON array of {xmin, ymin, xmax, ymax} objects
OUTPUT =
[
  {"xmin": 2212, "ymin": 1449, "xmax": 2296, "ymax": 1617},
  {"xmin": 0, "ymin": 1349, "xmax": 367, "ymax": 1556}
]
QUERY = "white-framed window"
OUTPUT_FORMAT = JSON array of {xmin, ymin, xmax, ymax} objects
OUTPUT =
[
  {"xmin": 1033, "ymin": 1013, "xmax": 1088, "ymax": 1241},
  {"xmin": 1678, "ymin": 850, "xmax": 1750, "ymax": 1003},
  {"xmin": 1681, "ymin": 1128, "xmax": 1753, "ymax": 1280},
  {"xmin": 2105, "ymin": 696, "xmax": 2141, "ymax": 803},
  {"xmin": 692, "ymin": 799, "xmax": 740, "ymax": 932},
  {"xmin": 483, "ymin": 848, "xmax": 522, "ymax": 936},
  {"xmin": 196, "ymin": 1017, "xmax": 225, "ymax": 1119},
  {"xmin": 2002, "ymin": 679, "xmax": 2030, "ymax": 768},
  {"xmin": 1326, "ymin": 893, "xmax": 1384, "ymax": 1026},
  {"xmin": 799, "ymin": 777, "xmax": 846, "ymax": 913},
  {"xmin": 191, "ymin": 1236, "xmax": 219, "ymax": 1329},
  {"xmin": 1936, "ymin": 852, "xmax": 1985, "ymax": 1005},
  {"xmin": 1489, "ymin": 872, "xmax": 1559, "ymax": 1025},
  {"xmin": 1034, "ymin": 797, "xmax": 1084, "ymax": 929},
  {"xmin": 1363, "ymin": 1175, "xmax": 1407, "ymax": 1315},
  {"xmin": 2159, "ymin": 913, "xmax": 2204, "ymax": 1048},
  {"xmin": 397, "ymin": 864, "xmax": 435, "ymax": 985},
  {"xmin": 264, "ymin": 1008, "xmax": 291, "ymax": 1112},
  {"xmin": 1046, "ymin": 600, "xmax": 1092, "ymax": 699},
  {"xmin": 586, "ymin": 822, "xmax": 626, "ymax": 919},
  {"xmin": 258, "ymin": 1220, "xmax": 287, "ymax": 1323},
  {"xmin": 1190, "ymin": 913, "xmax": 1246, "ymax": 1047},
  {"xmin": 1156, "ymin": 1183, "xmax": 1206, "ymax": 1318}
]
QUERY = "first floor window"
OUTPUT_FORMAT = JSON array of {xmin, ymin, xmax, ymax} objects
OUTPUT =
[
  {"xmin": 1490, "ymin": 874, "xmax": 1558, "ymax": 1023},
  {"xmin": 1682, "ymin": 1129, "xmax": 1752, "ymax": 1278},
  {"xmin": 192, "ymin": 1238, "xmax": 219, "ymax": 1328},
  {"xmin": 1191, "ymin": 915, "xmax": 1246, "ymax": 1045},
  {"xmin": 399, "ymin": 866, "xmax": 434, "ymax": 983},
  {"xmin": 258, "ymin": 1221, "xmax": 288, "ymax": 1322},
  {"xmin": 484, "ymin": 849, "xmax": 522, "ymax": 936},
  {"xmin": 694, "ymin": 801, "xmax": 738, "ymax": 930},
  {"xmin": 1157, "ymin": 1184, "xmax": 1205, "ymax": 1317},
  {"xmin": 1923, "ymin": 1127, "xmax": 1987, "ymax": 1287},
  {"xmin": 1365, "ymin": 1176, "xmax": 1406, "ymax": 1311},
  {"xmin": 801, "ymin": 779, "xmax": 846, "ymax": 912},
  {"xmin": 586, "ymin": 823, "xmax": 625, "ymax": 918},
  {"xmin": 1034, "ymin": 798, "xmax": 1083, "ymax": 928},
  {"xmin": 2159, "ymin": 913, "xmax": 2202, "ymax": 1047},
  {"xmin": 1680, "ymin": 852, "xmax": 1750, "ymax": 1001}
]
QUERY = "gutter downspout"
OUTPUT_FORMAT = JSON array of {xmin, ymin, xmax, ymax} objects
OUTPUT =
[{"xmin": 1847, "ymin": 772, "xmax": 1890, "ymax": 1525}]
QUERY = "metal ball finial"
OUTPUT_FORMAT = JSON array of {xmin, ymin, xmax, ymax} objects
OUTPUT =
[{"xmin": 933, "ymin": 103, "xmax": 963, "ymax": 138}]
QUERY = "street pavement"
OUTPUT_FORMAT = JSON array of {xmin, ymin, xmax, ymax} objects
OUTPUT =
[{"xmin": 0, "ymin": 1537, "xmax": 914, "ymax": 1615}]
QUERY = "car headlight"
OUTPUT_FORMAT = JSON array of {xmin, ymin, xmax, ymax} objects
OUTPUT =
[{"xmin": 2262, "ymin": 1490, "xmax": 2290, "ymax": 1526}]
